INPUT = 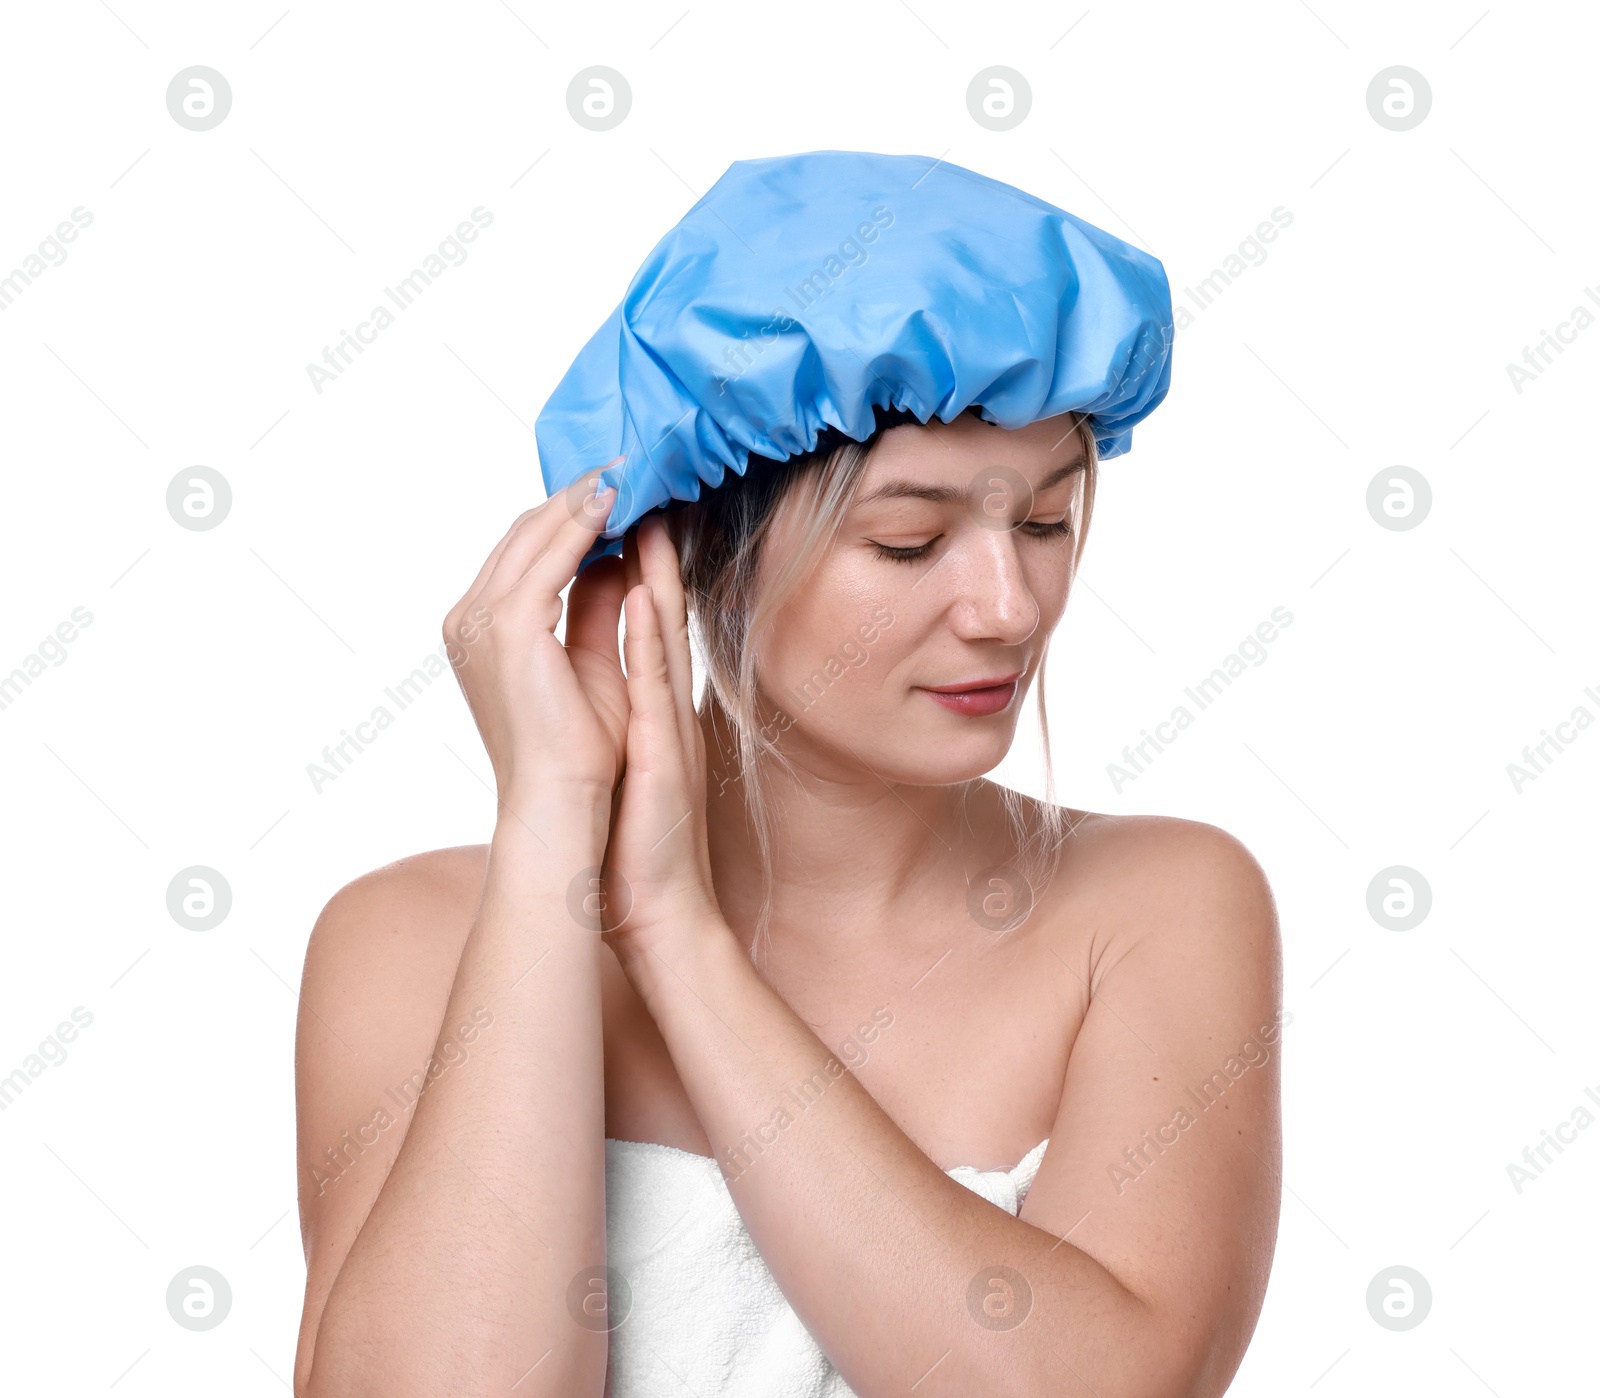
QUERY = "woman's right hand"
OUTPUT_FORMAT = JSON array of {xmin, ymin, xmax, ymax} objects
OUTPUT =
[{"xmin": 443, "ymin": 465, "xmax": 631, "ymax": 816}]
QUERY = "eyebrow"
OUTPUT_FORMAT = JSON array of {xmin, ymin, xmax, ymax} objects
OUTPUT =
[{"xmin": 852, "ymin": 450, "xmax": 1089, "ymax": 507}]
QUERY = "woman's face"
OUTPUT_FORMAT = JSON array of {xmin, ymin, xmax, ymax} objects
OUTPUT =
[{"xmin": 752, "ymin": 412, "xmax": 1089, "ymax": 787}]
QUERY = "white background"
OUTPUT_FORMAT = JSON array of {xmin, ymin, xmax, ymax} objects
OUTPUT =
[{"xmin": 1, "ymin": 1, "xmax": 1595, "ymax": 1392}]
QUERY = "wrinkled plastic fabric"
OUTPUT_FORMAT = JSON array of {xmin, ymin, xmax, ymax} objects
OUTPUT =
[{"xmin": 534, "ymin": 149, "xmax": 1174, "ymax": 568}]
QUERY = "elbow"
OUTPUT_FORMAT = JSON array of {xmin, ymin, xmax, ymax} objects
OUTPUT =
[
  {"xmin": 300, "ymin": 1338, "xmax": 609, "ymax": 1398},
  {"xmin": 1015, "ymin": 1309, "xmax": 1238, "ymax": 1398},
  {"xmin": 1128, "ymin": 1318, "xmax": 1250, "ymax": 1398}
]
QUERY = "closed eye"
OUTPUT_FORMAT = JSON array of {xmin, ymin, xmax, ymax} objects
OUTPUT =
[
  {"xmin": 869, "ymin": 517, "xmax": 1073, "ymax": 565},
  {"xmin": 870, "ymin": 537, "xmax": 941, "ymax": 564}
]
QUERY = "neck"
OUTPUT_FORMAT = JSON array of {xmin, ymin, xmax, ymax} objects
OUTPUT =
[{"xmin": 698, "ymin": 700, "xmax": 990, "ymax": 966}]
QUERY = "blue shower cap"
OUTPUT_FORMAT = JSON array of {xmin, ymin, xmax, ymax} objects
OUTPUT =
[{"xmin": 535, "ymin": 149, "xmax": 1173, "ymax": 567}]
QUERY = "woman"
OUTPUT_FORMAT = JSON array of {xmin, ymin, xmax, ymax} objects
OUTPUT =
[{"xmin": 292, "ymin": 152, "xmax": 1282, "ymax": 1397}]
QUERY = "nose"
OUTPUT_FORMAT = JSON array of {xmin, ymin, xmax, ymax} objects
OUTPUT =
[{"xmin": 943, "ymin": 526, "xmax": 1040, "ymax": 644}]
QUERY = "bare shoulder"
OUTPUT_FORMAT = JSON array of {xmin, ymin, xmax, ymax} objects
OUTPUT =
[
  {"xmin": 1010, "ymin": 795, "xmax": 1280, "ymax": 980},
  {"xmin": 297, "ymin": 843, "xmax": 494, "ymax": 1165},
  {"xmin": 1061, "ymin": 808, "xmax": 1274, "ymax": 905},
  {"xmin": 305, "ymin": 843, "xmax": 491, "ymax": 966},
  {"xmin": 295, "ymin": 844, "xmax": 490, "ymax": 1226},
  {"xmin": 292, "ymin": 844, "xmax": 493, "ymax": 1388}
]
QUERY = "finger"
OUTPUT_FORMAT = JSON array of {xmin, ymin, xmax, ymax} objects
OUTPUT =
[
  {"xmin": 639, "ymin": 516, "xmax": 696, "ymax": 742},
  {"xmin": 565, "ymin": 553, "xmax": 627, "ymax": 667},
  {"xmin": 462, "ymin": 507, "xmax": 538, "ymax": 601},
  {"xmin": 483, "ymin": 462, "xmax": 618, "ymax": 601},
  {"xmin": 510, "ymin": 481, "xmax": 622, "ymax": 609},
  {"xmin": 466, "ymin": 464, "xmax": 608, "ymax": 603},
  {"xmin": 445, "ymin": 504, "xmax": 544, "ymax": 645},
  {"xmin": 622, "ymin": 583, "xmax": 686, "ymax": 779},
  {"xmin": 621, "ymin": 520, "xmax": 644, "ymax": 600},
  {"xmin": 456, "ymin": 481, "xmax": 616, "ymax": 652}
]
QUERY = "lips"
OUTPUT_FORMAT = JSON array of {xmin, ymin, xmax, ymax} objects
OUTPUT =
[{"xmin": 918, "ymin": 670, "xmax": 1024, "ymax": 717}]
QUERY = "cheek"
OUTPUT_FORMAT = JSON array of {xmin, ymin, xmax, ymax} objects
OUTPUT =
[
  {"xmin": 759, "ymin": 602, "xmax": 828, "ymax": 685},
  {"xmin": 1029, "ymin": 552, "xmax": 1074, "ymax": 630},
  {"xmin": 758, "ymin": 571, "xmax": 906, "ymax": 707}
]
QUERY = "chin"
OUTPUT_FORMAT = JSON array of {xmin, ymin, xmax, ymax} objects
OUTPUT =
[
  {"xmin": 863, "ymin": 711, "xmax": 1020, "ymax": 787},
  {"xmin": 783, "ymin": 691, "xmax": 1022, "ymax": 787}
]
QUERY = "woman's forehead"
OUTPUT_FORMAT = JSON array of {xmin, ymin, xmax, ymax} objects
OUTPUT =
[{"xmin": 853, "ymin": 416, "xmax": 1088, "ymax": 498}]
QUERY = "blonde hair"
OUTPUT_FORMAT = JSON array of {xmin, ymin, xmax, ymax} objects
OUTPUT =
[{"xmin": 663, "ymin": 406, "xmax": 1099, "ymax": 964}]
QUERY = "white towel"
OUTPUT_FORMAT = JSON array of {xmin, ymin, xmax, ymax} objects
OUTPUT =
[{"xmin": 601, "ymin": 1135, "xmax": 1051, "ymax": 1397}]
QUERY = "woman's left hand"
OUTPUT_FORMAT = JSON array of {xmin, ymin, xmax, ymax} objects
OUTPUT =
[{"xmin": 597, "ymin": 515, "xmax": 726, "ymax": 970}]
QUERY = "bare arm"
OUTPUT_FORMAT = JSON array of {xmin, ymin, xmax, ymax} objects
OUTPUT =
[
  {"xmin": 294, "ymin": 817, "xmax": 611, "ymax": 1398},
  {"xmin": 293, "ymin": 471, "xmax": 633, "ymax": 1396},
  {"xmin": 619, "ymin": 817, "xmax": 1282, "ymax": 1398}
]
